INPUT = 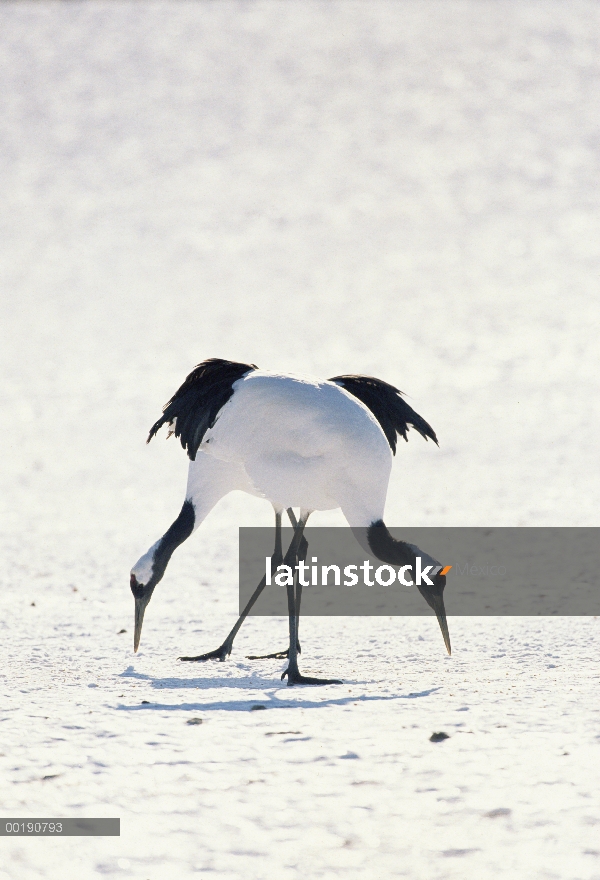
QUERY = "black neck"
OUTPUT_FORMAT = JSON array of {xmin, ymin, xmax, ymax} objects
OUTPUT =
[
  {"xmin": 367, "ymin": 520, "xmax": 415, "ymax": 567},
  {"xmin": 152, "ymin": 500, "xmax": 195, "ymax": 583}
]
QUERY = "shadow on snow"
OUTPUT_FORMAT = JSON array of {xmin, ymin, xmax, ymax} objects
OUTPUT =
[{"xmin": 115, "ymin": 666, "xmax": 441, "ymax": 712}]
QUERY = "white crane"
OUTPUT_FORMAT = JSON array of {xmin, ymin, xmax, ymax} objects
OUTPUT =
[{"xmin": 130, "ymin": 358, "xmax": 450, "ymax": 685}]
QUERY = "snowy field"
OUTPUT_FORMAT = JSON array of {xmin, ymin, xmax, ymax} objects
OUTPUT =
[{"xmin": 1, "ymin": 2, "xmax": 599, "ymax": 877}]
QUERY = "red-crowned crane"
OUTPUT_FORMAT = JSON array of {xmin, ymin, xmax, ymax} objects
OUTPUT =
[{"xmin": 130, "ymin": 358, "xmax": 450, "ymax": 685}]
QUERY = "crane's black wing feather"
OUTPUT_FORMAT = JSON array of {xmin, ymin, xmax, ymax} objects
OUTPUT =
[
  {"xmin": 147, "ymin": 358, "xmax": 257, "ymax": 460},
  {"xmin": 330, "ymin": 374, "xmax": 438, "ymax": 454}
]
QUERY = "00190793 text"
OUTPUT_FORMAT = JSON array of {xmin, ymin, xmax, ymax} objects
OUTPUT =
[{"xmin": 4, "ymin": 822, "xmax": 63, "ymax": 834}]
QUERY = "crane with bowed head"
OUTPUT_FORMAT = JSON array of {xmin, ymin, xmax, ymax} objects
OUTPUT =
[{"xmin": 130, "ymin": 359, "xmax": 450, "ymax": 685}]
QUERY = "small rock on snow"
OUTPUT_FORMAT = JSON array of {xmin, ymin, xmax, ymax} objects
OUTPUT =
[{"xmin": 430, "ymin": 732, "xmax": 450, "ymax": 742}]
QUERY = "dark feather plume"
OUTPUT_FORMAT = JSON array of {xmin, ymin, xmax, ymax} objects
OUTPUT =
[
  {"xmin": 330, "ymin": 374, "xmax": 438, "ymax": 454},
  {"xmin": 147, "ymin": 358, "xmax": 257, "ymax": 460}
]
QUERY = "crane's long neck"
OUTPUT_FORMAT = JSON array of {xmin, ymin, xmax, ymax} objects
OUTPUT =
[{"xmin": 151, "ymin": 500, "xmax": 196, "ymax": 583}]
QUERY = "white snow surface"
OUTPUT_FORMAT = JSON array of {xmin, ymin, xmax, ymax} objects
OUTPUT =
[{"xmin": 1, "ymin": 2, "xmax": 599, "ymax": 878}]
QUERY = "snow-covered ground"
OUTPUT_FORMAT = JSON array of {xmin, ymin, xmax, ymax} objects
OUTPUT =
[{"xmin": 1, "ymin": 2, "xmax": 599, "ymax": 877}]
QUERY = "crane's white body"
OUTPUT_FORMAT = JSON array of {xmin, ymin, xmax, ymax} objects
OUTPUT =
[{"xmin": 185, "ymin": 371, "xmax": 392, "ymax": 531}]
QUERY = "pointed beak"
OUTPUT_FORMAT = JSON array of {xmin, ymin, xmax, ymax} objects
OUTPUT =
[
  {"xmin": 133, "ymin": 594, "xmax": 150, "ymax": 653},
  {"xmin": 430, "ymin": 593, "xmax": 451, "ymax": 655}
]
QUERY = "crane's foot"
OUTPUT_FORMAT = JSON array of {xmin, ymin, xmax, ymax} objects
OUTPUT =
[
  {"xmin": 179, "ymin": 643, "xmax": 232, "ymax": 662},
  {"xmin": 281, "ymin": 667, "xmax": 342, "ymax": 686},
  {"xmin": 247, "ymin": 641, "xmax": 301, "ymax": 660}
]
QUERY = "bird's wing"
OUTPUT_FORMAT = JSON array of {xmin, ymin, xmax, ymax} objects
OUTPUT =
[
  {"xmin": 147, "ymin": 358, "xmax": 258, "ymax": 460},
  {"xmin": 329, "ymin": 374, "xmax": 438, "ymax": 454}
]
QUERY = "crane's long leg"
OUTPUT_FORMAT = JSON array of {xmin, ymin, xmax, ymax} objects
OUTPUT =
[
  {"xmin": 289, "ymin": 508, "xmax": 305, "ymax": 654},
  {"xmin": 179, "ymin": 508, "xmax": 303, "ymax": 663},
  {"xmin": 179, "ymin": 509, "xmax": 285, "ymax": 662},
  {"xmin": 281, "ymin": 511, "xmax": 343, "ymax": 687},
  {"xmin": 247, "ymin": 507, "xmax": 305, "ymax": 660}
]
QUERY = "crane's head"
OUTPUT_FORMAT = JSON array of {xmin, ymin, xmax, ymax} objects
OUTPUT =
[
  {"xmin": 415, "ymin": 570, "xmax": 451, "ymax": 656},
  {"xmin": 130, "ymin": 574, "xmax": 153, "ymax": 653},
  {"xmin": 364, "ymin": 523, "xmax": 452, "ymax": 656},
  {"xmin": 130, "ymin": 542, "xmax": 165, "ymax": 653}
]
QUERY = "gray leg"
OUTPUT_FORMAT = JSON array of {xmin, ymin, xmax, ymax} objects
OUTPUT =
[
  {"xmin": 287, "ymin": 509, "xmax": 304, "ymax": 645},
  {"xmin": 247, "ymin": 508, "xmax": 304, "ymax": 660},
  {"xmin": 281, "ymin": 511, "xmax": 343, "ymax": 687},
  {"xmin": 179, "ymin": 509, "xmax": 284, "ymax": 662}
]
